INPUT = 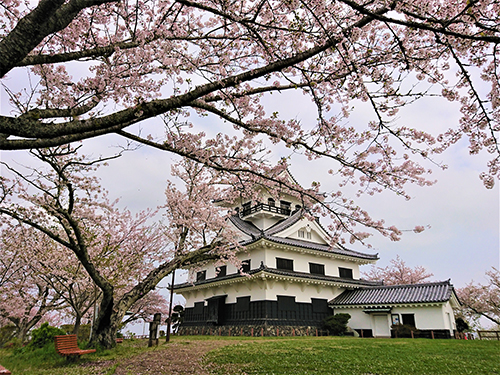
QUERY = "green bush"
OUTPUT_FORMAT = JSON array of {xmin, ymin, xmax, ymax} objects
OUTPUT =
[
  {"xmin": 60, "ymin": 324, "xmax": 91, "ymax": 341},
  {"xmin": 455, "ymin": 317, "xmax": 469, "ymax": 333},
  {"xmin": 323, "ymin": 313, "xmax": 351, "ymax": 336},
  {"xmin": 29, "ymin": 323, "xmax": 66, "ymax": 349},
  {"xmin": 391, "ymin": 323, "xmax": 418, "ymax": 338},
  {"xmin": 0, "ymin": 325, "xmax": 17, "ymax": 347}
]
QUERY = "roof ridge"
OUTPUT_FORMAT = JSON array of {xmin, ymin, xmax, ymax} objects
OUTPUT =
[{"xmin": 365, "ymin": 280, "xmax": 451, "ymax": 289}]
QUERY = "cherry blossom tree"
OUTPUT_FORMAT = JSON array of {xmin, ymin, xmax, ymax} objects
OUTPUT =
[
  {"xmin": 456, "ymin": 267, "xmax": 500, "ymax": 327},
  {"xmin": 0, "ymin": 223, "xmax": 66, "ymax": 341},
  {"xmin": 362, "ymin": 254, "xmax": 434, "ymax": 285},
  {"xmin": 0, "ymin": 146, "xmax": 239, "ymax": 348},
  {"xmin": 1, "ymin": 0, "xmax": 499, "ymax": 245}
]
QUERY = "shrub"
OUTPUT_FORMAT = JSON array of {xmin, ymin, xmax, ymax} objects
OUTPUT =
[
  {"xmin": 455, "ymin": 317, "xmax": 469, "ymax": 333},
  {"xmin": 323, "ymin": 313, "xmax": 351, "ymax": 336},
  {"xmin": 391, "ymin": 324, "xmax": 418, "ymax": 338},
  {"xmin": 29, "ymin": 323, "xmax": 66, "ymax": 349},
  {"xmin": 59, "ymin": 324, "xmax": 91, "ymax": 341},
  {"xmin": 0, "ymin": 325, "xmax": 17, "ymax": 347}
]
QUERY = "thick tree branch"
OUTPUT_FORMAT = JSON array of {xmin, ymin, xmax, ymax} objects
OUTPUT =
[
  {"xmin": 0, "ymin": 8, "xmax": 386, "ymax": 149},
  {"xmin": 0, "ymin": 0, "xmax": 119, "ymax": 77}
]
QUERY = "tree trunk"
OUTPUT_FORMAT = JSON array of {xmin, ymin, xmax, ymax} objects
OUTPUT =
[
  {"xmin": 72, "ymin": 313, "xmax": 81, "ymax": 336},
  {"xmin": 90, "ymin": 288, "xmax": 116, "ymax": 348}
]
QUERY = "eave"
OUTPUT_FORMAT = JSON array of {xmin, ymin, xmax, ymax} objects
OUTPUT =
[
  {"xmin": 174, "ymin": 268, "xmax": 380, "ymax": 293},
  {"xmin": 247, "ymin": 238, "xmax": 378, "ymax": 265}
]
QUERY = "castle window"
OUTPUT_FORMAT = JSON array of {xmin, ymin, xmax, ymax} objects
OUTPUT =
[
  {"xmin": 278, "ymin": 296, "xmax": 296, "ymax": 311},
  {"xmin": 306, "ymin": 232, "xmax": 312, "ymax": 239},
  {"xmin": 196, "ymin": 270, "xmax": 206, "ymax": 281},
  {"xmin": 280, "ymin": 200, "xmax": 291, "ymax": 214},
  {"xmin": 311, "ymin": 298, "xmax": 329, "ymax": 313},
  {"xmin": 268, "ymin": 198, "xmax": 275, "ymax": 207},
  {"xmin": 402, "ymin": 313, "xmax": 416, "ymax": 327},
  {"xmin": 309, "ymin": 263, "xmax": 325, "ymax": 275},
  {"xmin": 242, "ymin": 201, "xmax": 251, "ymax": 216},
  {"xmin": 241, "ymin": 259, "xmax": 251, "ymax": 273},
  {"xmin": 298, "ymin": 230, "xmax": 305, "ymax": 238},
  {"xmin": 216, "ymin": 265, "xmax": 226, "ymax": 278},
  {"xmin": 339, "ymin": 267, "xmax": 353, "ymax": 279},
  {"xmin": 193, "ymin": 302, "xmax": 204, "ymax": 315},
  {"xmin": 236, "ymin": 296, "xmax": 250, "ymax": 312},
  {"xmin": 276, "ymin": 257, "xmax": 294, "ymax": 271}
]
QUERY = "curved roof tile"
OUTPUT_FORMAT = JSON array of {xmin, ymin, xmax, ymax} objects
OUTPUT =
[{"xmin": 329, "ymin": 280, "xmax": 455, "ymax": 305}]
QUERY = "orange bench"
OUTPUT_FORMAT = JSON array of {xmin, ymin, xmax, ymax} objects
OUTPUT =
[{"xmin": 54, "ymin": 335, "xmax": 96, "ymax": 358}]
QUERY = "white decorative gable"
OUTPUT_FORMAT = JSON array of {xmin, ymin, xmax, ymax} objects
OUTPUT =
[{"xmin": 274, "ymin": 217, "xmax": 330, "ymax": 245}]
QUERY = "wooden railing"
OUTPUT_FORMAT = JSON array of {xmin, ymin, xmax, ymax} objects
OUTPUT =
[{"xmin": 478, "ymin": 331, "xmax": 500, "ymax": 340}]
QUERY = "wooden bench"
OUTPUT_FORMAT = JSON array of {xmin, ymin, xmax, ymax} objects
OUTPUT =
[
  {"xmin": 0, "ymin": 364, "xmax": 11, "ymax": 375},
  {"xmin": 54, "ymin": 335, "xmax": 96, "ymax": 359}
]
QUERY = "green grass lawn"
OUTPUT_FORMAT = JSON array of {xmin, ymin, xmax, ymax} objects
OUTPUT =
[
  {"xmin": 203, "ymin": 336, "xmax": 500, "ymax": 375},
  {"xmin": 0, "ymin": 338, "xmax": 156, "ymax": 375},
  {"xmin": 1, "ymin": 336, "xmax": 498, "ymax": 375}
]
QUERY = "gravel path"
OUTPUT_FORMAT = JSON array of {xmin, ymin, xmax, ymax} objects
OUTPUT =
[{"xmin": 81, "ymin": 339, "xmax": 234, "ymax": 375}]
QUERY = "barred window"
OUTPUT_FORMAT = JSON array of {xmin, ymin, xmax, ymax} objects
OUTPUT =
[
  {"xmin": 309, "ymin": 263, "xmax": 325, "ymax": 275},
  {"xmin": 339, "ymin": 267, "xmax": 353, "ymax": 279},
  {"xmin": 196, "ymin": 270, "xmax": 206, "ymax": 281},
  {"xmin": 276, "ymin": 258, "xmax": 294, "ymax": 271}
]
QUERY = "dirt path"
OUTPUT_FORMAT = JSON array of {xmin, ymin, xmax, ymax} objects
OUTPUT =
[{"xmin": 82, "ymin": 339, "xmax": 234, "ymax": 375}]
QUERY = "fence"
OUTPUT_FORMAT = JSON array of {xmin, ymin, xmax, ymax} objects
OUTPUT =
[{"xmin": 478, "ymin": 331, "xmax": 500, "ymax": 340}]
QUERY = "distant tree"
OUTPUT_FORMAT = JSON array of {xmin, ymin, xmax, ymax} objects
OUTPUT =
[
  {"xmin": 456, "ymin": 268, "xmax": 500, "ymax": 327},
  {"xmin": 362, "ymin": 255, "xmax": 434, "ymax": 285},
  {"xmin": 0, "ymin": 223, "xmax": 65, "ymax": 341}
]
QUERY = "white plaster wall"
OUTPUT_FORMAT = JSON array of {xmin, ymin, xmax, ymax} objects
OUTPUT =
[
  {"xmin": 442, "ymin": 301, "xmax": 457, "ymax": 332},
  {"xmin": 391, "ymin": 306, "xmax": 444, "ymax": 329},
  {"xmin": 181, "ymin": 278, "xmax": 344, "ymax": 307},
  {"xmin": 263, "ymin": 247, "xmax": 361, "ymax": 278},
  {"xmin": 334, "ymin": 304, "xmax": 453, "ymax": 332},
  {"xmin": 334, "ymin": 308, "xmax": 373, "ymax": 330},
  {"xmin": 263, "ymin": 280, "xmax": 342, "ymax": 303},
  {"xmin": 182, "ymin": 282, "xmax": 268, "ymax": 307}
]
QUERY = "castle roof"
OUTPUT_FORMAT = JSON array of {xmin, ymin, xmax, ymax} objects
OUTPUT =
[
  {"xmin": 174, "ymin": 262, "xmax": 382, "ymax": 291},
  {"xmin": 228, "ymin": 213, "xmax": 378, "ymax": 261},
  {"xmin": 329, "ymin": 280, "xmax": 459, "ymax": 306}
]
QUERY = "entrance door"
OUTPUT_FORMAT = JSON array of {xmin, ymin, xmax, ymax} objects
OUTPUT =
[
  {"xmin": 373, "ymin": 314, "xmax": 390, "ymax": 337},
  {"xmin": 206, "ymin": 296, "xmax": 226, "ymax": 325}
]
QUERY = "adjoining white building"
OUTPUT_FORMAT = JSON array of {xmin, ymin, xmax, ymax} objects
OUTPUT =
[
  {"xmin": 174, "ymin": 172, "xmax": 459, "ymax": 338},
  {"xmin": 330, "ymin": 280, "xmax": 460, "ymax": 338}
]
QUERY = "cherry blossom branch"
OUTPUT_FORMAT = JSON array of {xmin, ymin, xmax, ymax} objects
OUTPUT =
[
  {"xmin": 0, "ymin": 0, "xmax": 119, "ymax": 77},
  {"xmin": 338, "ymin": 0, "xmax": 500, "ymax": 43}
]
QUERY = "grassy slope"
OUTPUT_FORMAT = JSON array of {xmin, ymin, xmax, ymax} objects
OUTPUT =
[
  {"xmin": 0, "ymin": 339, "xmax": 157, "ymax": 375},
  {"xmin": 1, "ymin": 336, "xmax": 499, "ymax": 375},
  {"xmin": 203, "ymin": 336, "xmax": 500, "ymax": 375}
]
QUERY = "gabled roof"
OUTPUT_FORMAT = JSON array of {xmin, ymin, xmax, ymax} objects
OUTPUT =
[
  {"xmin": 228, "ymin": 214, "xmax": 262, "ymax": 238},
  {"xmin": 228, "ymin": 214, "xmax": 378, "ymax": 261},
  {"xmin": 265, "ymin": 208, "xmax": 303, "ymax": 235},
  {"xmin": 329, "ymin": 280, "xmax": 458, "ymax": 306}
]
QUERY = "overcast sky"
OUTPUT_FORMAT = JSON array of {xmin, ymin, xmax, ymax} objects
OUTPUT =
[{"xmin": 1, "ymin": 67, "xmax": 499, "ymax": 301}]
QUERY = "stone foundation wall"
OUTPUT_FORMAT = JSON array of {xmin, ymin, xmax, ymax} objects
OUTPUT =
[{"xmin": 177, "ymin": 325, "xmax": 330, "ymax": 337}]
